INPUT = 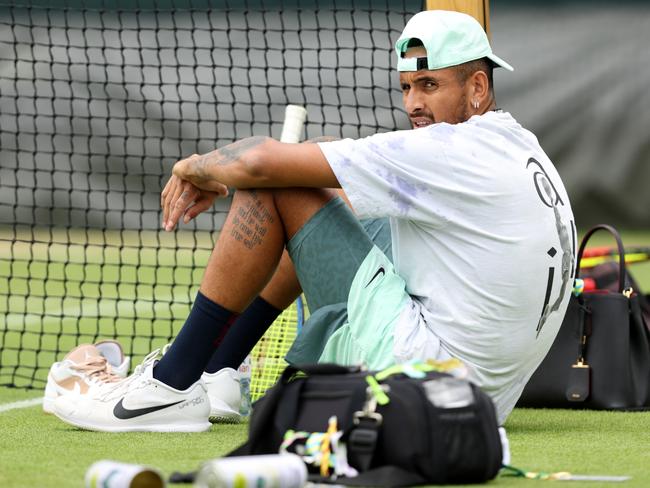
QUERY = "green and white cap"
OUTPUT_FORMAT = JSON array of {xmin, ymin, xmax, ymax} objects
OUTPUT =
[{"xmin": 395, "ymin": 10, "xmax": 514, "ymax": 72}]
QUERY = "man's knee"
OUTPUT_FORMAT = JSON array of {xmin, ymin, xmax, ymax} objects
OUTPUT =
[{"xmin": 272, "ymin": 188, "xmax": 338, "ymax": 239}]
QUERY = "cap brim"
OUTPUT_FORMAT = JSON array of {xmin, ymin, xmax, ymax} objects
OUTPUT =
[{"xmin": 488, "ymin": 53, "xmax": 514, "ymax": 72}]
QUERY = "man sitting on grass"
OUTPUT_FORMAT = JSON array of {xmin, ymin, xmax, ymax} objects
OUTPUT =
[{"xmin": 52, "ymin": 10, "xmax": 575, "ymax": 432}]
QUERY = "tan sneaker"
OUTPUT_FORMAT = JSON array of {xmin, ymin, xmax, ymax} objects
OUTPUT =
[
  {"xmin": 94, "ymin": 340, "xmax": 131, "ymax": 377},
  {"xmin": 43, "ymin": 344, "xmax": 124, "ymax": 414}
]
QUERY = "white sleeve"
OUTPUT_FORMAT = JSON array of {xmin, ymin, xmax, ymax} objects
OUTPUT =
[{"xmin": 318, "ymin": 127, "xmax": 458, "ymax": 224}]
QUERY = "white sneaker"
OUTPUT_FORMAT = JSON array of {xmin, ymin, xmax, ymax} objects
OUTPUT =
[
  {"xmin": 52, "ymin": 348, "xmax": 211, "ymax": 432},
  {"xmin": 202, "ymin": 368, "xmax": 242, "ymax": 423},
  {"xmin": 43, "ymin": 343, "xmax": 125, "ymax": 414}
]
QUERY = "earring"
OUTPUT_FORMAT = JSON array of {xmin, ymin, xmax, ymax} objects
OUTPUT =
[{"xmin": 472, "ymin": 100, "xmax": 479, "ymax": 109}]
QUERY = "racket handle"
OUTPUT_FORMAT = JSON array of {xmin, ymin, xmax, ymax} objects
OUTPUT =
[{"xmin": 280, "ymin": 105, "xmax": 307, "ymax": 143}]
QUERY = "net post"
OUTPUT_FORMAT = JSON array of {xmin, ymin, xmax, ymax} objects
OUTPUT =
[{"xmin": 424, "ymin": 0, "xmax": 490, "ymax": 35}]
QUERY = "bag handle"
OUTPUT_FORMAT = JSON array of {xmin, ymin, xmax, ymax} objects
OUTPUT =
[
  {"xmin": 278, "ymin": 363, "xmax": 363, "ymax": 384},
  {"xmin": 576, "ymin": 224, "xmax": 626, "ymax": 293}
]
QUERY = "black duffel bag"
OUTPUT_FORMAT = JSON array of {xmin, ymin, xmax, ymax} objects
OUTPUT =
[{"xmin": 230, "ymin": 363, "xmax": 503, "ymax": 486}]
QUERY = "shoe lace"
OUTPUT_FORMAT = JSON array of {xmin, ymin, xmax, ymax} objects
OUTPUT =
[
  {"xmin": 71, "ymin": 356, "xmax": 122, "ymax": 384},
  {"xmin": 94, "ymin": 347, "xmax": 164, "ymax": 401}
]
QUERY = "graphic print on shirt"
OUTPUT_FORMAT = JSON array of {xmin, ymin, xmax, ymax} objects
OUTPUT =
[{"xmin": 527, "ymin": 157, "xmax": 575, "ymax": 337}]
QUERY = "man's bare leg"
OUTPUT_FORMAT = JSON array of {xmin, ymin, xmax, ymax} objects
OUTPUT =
[
  {"xmin": 204, "ymin": 186, "xmax": 350, "ymax": 364},
  {"xmin": 202, "ymin": 186, "xmax": 341, "ymax": 374},
  {"xmin": 202, "ymin": 186, "xmax": 352, "ymax": 374},
  {"xmin": 235, "ymin": 187, "xmax": 350, "ymax": 309},
  {"xmin": 199, "ymin": 187, "xmax": 335, "ymax": 311},
  {"xmin": 258, "ymin": 250, "xmax": 302, "ymax": 309},
  {"xmin": 154, "ymin": 186, "xmax": 335, "ymax": 388}
]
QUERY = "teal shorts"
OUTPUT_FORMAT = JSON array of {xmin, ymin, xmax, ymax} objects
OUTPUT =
[{"xmin": 286, "ymin": 197, "xmax": 409, "ymax": 369}]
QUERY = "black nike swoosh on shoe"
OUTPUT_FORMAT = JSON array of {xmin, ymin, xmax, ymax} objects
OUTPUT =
[
  {"xmin": 113, "ymin": 398, "xmax": 185, "ymax": 420},
  {"xmin": 365, "ymin": 266, "xmax": 385, "ymax": 288}
]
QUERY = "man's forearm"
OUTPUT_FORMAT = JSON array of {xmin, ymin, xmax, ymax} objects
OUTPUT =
[
  {"xmin": 173, "ymin": 135, "xmax": 340, "ymax": 191},
  {"xmin": 172, "ymin": 136, "xmax": 269, "ymax": 191}
]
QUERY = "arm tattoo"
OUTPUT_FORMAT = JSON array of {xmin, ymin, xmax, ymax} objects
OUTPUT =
[
  {"xmin": 196, "ymin": 136, "xmax": 268, "ymax": 178},
  {"xmin": 217, "ymin": 136, "xmax": 268, "ymax": 164}
]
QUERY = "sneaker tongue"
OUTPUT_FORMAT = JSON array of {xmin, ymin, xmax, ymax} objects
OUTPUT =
[
  {"xmin": 66, "ymin": 344, "xmax": 103, "ymax": 364},
  {"xmin": 94, "ymin": 340, "xmax": 124, "ymax": 366}
]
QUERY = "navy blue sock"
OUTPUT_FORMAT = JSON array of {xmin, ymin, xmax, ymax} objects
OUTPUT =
[
  {"xmin": 153, "ymin": 291, "xmax": 238, "ymax": 390},
  {"xmin": 204, "ymin": 296, "xmax": 282, "ymax": 373}
]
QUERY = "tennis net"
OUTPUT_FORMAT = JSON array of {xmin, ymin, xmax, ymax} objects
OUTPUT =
[{"xmin": 0, "ymin": 0, "xmax": 417, "ymax": 389}]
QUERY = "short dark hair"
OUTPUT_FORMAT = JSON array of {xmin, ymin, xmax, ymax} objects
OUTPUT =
[
  {"xmin": 405, "ymin": 38, "xmax": 424, "ymax": 49},
  {"xmin": 453, "ymin": 57, "xmax": 494, "ymax": 95},
  {"xmin": 402, "ymin": 42, "xmax": 495, "ymax": 96}
]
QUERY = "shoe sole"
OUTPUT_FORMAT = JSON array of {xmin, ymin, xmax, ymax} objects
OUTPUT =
[
  {"xmin": 207, "ymin": 395, "xmax": 242, "ymax": 424},
  {"xmin": 208, "ymin": 402, "xmax": 243, "ymax": 424},
  {"xmin": 43, "ymin": 379, "xmax": 67, "ymax": 414},
  {"xmin": 209, "ymin": 411, "xmax": 242, "ymax": 424},
  {"xmin": 43, "ymin": 396, "xmax": 55, "ymax": 414},
  {"xmin": 53, "ymin": 410, "xmax": 211, "ymax": 433}
]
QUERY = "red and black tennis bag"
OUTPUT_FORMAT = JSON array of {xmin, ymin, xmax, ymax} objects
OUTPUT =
[{"xmin": 230, "ymin": 363, "xmax": 503, "ymax": 486}]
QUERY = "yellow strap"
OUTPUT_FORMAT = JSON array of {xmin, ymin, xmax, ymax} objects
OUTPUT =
[{"xmin": 319, "ymin": 416, "xmax": 338, "ymax": 477}]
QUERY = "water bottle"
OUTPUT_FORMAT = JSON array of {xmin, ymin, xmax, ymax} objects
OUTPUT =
[
  {"xmin": 194, "ymin": 454, "xmax": 307, "ymax": 488},
  {"xmin": 85, "ymin": 460, "xmax": 164, "ymax": 488},
  {"xmin": 237, "ymin": 355, "xmax": 251, "ymax": 417}
]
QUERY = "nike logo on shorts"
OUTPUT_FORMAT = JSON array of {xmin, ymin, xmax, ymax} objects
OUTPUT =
[
  {"xmin": 365, "ymin": 266, "xmax": 385, "ymax": 288},
  {"xmin": 113, "ymin": 398, "xmax": 184, "ymax": 420}
]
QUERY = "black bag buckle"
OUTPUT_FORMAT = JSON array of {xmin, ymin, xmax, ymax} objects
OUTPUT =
[
  {"xmin": 353, "ymin": 410, "xmax": 383, "ymax": 426},
  {"xmin": 348, "ymin": 384, "xmax": 389, "ymax": 472},
  {"xmin": 353, "ymin": 382, "xmax": 389, "ymax": 425}
]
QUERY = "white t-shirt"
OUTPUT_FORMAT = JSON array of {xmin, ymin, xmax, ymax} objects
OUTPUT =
[{"xmin": 318, "ymin": 111, "xmax": 576, "ymax": 424}]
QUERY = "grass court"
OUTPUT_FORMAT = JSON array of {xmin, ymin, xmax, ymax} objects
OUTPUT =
[{"xmin": 1, "ymin": 228, "xmax": 649, "ymax": 487}]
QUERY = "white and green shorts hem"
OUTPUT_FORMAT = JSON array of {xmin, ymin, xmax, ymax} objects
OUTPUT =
[{"xmin": 319, "ymin": 245, "xmax": 410, "ymax": 370}]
